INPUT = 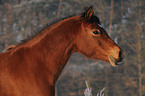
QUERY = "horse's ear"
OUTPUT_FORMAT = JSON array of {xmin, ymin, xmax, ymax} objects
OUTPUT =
[{"xmin": 84, "ymin": 6, "xmax": 94, "ymax": 20}]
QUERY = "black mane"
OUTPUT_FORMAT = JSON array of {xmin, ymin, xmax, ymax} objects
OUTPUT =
[
  {"xmin": 21, "ymin": 24, "xmax": 49, "ymax": 43},
  {"xmin": 21, "ymin": 12, "xmax": 101, "ymax": 44},
  {"xmin": 21, "ymin": 15, "xmax": 76, "ymax": 43}
]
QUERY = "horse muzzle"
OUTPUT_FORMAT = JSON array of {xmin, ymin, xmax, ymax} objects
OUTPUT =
[{"xmin": 109, "ymin": 55, "xmax": 123, "ymax": 67}]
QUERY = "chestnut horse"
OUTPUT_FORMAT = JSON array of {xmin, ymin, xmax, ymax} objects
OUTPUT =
[{"xmin": 0, "ymin": 6, "xmax": 123, "ymax": 96}]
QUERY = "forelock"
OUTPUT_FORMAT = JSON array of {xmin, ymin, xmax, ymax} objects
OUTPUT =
[{"xmin": 89, "ymin": 15, "xmax": 101, "ymax": 25}]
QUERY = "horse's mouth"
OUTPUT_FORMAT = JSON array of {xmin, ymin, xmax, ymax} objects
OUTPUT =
[{"xmin": 109, "ymin": 56, "xmax": 123, "ymax": 67}]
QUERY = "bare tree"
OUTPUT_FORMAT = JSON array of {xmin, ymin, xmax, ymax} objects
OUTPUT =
[
  {"xmin": 137, "ymin": 1, "xmax": 142, "ymax": 96},
  {"xmin": 109, "ymin": 0, "xmax": 114, "ymax": 35},
  {"xmin": 57, "ymin": 0, "xmax": 63, "ymax": 16},
  {"xmin": 121, "ymin": 0, "xmax": 123, "ymax": 23},
  {"xmin": 5, "ymin": 2, "xmax": 12, "ymax": 48}
]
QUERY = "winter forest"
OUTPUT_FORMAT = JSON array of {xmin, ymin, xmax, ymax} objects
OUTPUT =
[{"xmin": 0, "ymin": 0, "xmax": 145, "ymax": 96}]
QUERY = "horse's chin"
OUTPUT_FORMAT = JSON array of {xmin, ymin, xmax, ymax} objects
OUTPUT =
[{"xmin": 108, "ymin": 56, "xmax": 122, "ymax": 67}]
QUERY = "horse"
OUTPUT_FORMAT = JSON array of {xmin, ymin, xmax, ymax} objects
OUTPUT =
[{"xmin": 0, "ymin": 6, "xmax": 123, "ymax": 96}]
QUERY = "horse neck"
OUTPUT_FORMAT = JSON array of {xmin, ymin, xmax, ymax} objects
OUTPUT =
[{"xmin": 26, "ymin": 16, "xmax": 80, "ymax": 82}]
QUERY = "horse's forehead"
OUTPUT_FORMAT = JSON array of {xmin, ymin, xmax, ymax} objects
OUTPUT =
[{"xmin": 89, "ymin": 22, "xmax": 100, "ymax": 29}]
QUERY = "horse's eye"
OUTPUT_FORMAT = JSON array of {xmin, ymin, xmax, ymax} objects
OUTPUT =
[{"xmin": 93, "ymin": 31, "xmax": 99, "ymax": 35}]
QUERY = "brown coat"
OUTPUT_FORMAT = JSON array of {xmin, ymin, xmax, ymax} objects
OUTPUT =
[{"xmin": 0, "ymin": 6, "xmax": 123, "ymax": 96}]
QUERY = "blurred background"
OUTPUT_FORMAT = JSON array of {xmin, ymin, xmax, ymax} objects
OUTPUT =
[{"xmin": 0, "ymin": 0, "xmax": 145, "ymax": 96}]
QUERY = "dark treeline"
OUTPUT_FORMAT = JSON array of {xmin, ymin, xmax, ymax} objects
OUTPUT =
[{"xmin": 0, "ymin": 0, "xmax": 145, "ymax": 96}]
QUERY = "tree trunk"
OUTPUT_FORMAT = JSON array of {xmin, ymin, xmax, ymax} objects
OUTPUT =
[
  {"xmin": 57, "ymin": 0, "xmax": 63, "ymax": 16},
  {"xmin": 106, "ymin": 0, "xmax": 114, "ymax": 95},
  {"xmin": 39, "ymin": 12, "xmax": 44, "ymax": 26},
  {"xmin": 109, "ymin": 0, "xmax": 114, "ymax": 35},
  {"xmin": 105, "ymin": 71, "xmax": 109, "ymax": 96},
  {"xmin": 5, "ymin": 2, "xmax": 12, "ymax": 48},
  {"xmin": 137, "ymin": 1, "xmax": 142, "ymax": 96},
  {"xmin": 100, "ymin": 0, "xmax": 106, "ymax": 29},
  {"xmin": 121, "ymin": 0, "xmax": 123, "ymax": 23},
  {"xmin": 0, "ymin": 11, "xmax": 1, "ymax": 32},
  {"xmin": 33, "ymin": 12, "xmax": 36, "ymax": 26},
  {"xmin": 55, "ymin": 85, "xmax": 57, "ymax": 96}
]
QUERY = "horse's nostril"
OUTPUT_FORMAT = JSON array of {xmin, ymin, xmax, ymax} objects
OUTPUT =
[{"xmin": 119, "ymin": 50, "xmax": 123, "ymax": 61}]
